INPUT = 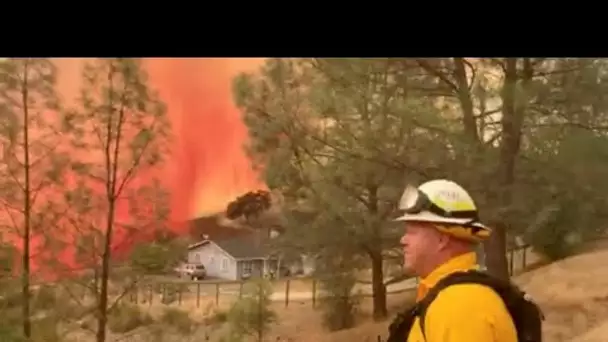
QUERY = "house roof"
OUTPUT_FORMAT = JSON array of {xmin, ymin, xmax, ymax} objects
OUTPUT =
[
  {"xmin": 187, "ymin": 235, "xmax": 271, "ymax": 259},
  {"xmin": 187, "ymin": 240, "xmax": 210, "ymax": 250},
  {"xmin": 215, "ymin": 234, "xmax": 271, "ymax": 259},
  {"xmin": 188, "ymin": 214, "xmax": 251, "ymax": 241},
  {"xmin": 188, "ymin": 213, "xmax": 282, "ymax": 259}
]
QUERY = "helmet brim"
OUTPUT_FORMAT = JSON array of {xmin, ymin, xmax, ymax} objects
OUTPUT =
[{"xmin": 393, "ymin": 211, "xmax": 491, "ymax": 232}]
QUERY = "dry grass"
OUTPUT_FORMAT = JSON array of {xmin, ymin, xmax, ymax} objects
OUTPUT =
[
  {"xmin": 266, "ymin": 290, "xmax": 417, "ymax": 342},
  {"xmin": 570, "ymin": 320, "xmax": 608, "ymax": 342},
  {"xmin": 48, "ymin": 245, "xmax": 608, "ymax": 341},
  {"xmin": 515, "ymin": 249, "xmax": 608, "ymax": 342},
  {"xmin": 110, "ymin": 281, "xmax": 415, "ymax": 342}
]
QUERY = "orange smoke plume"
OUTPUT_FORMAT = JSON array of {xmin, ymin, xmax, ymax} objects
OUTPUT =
[
  {"xmin": 15, "ymin": 58, "xmax": 268, "ymax": 276},
  {"xmin": 146, "ymin": 58, "xmax": 266, "ymax": 220},
  {"xmin": 54, "ymin": 58, "xmax": 266, "ymax": 221}
]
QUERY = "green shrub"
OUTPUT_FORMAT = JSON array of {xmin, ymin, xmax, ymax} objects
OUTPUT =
[
  {"xmin": 107, "ymin": 303, "xmax": 152, "ymax": 333},
  {"xmin": 0, "ymin": 324, "xmax": 24, "ymax": 342},
  {"xmin": 213, "ymin": 310, "xmax": 228, "ymax": 323},
  {"xmin": 530, "ymin": 226, "xmax": 579, "ymax": 260},
  {"xmin": 0, "ymin": 298, "xmax": 23, "ymax": 328},
  {"xmin": 32, "ymin": 285, "xmax": 57, "ymax": 311},
  {"xmin": 203, "ymin": 309, "xmax": 228, "ymax": 326},
  {"xmin": 56, "ymin": 302, "xmax": 91, "ymax": 322},
  {"xmin": 129, "ymin": 240, "xmax": 185, "ymax": 275},
  {"xmin": 0, "ymin": 290, "xmax": 22, "ymax": 310},
  {"xmin": 528, "ymin": 200, "xmax": 590, "ymax": 260},
  {"xmin": 159, "ymin": 307, "xmax": 194, "ymax": 334},
  {"xmin": 31, "ymin": 316, "xmax": 62, "ymax": 342},
  {"xmin": 318, "ymin": 271, "xmax": 359, "ymax": 332},
  {"xmin": 130, "ymin": 243, "xmax": 171, "ymax": 274},
  {"xmin": 226, "ymin": 278, "xmax": 276, "ymax": 342}
]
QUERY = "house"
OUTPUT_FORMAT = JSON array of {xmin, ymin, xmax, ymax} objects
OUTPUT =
[
  {"xmin": 187, "ymin": 234, "xmax": 280, "ymax": 281},
  {"xmin": 186, "ymin": 210, "xmax": 315, "ymax": 279}
]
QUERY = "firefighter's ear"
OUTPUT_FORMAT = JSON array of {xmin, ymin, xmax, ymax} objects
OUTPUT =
[{"xmin": 436, "ymin": 229, "xmax": 451, "ymax": 251}]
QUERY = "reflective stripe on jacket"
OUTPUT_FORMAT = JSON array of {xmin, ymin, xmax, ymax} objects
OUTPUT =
[{"xmin": 407, "ymin": 252, "xmax": 518, "ymax": 342}]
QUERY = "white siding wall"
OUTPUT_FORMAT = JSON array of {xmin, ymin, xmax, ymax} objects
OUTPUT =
[{"xmin": 187, "ymin": 243, "xmax": 238, "ymax": 280}]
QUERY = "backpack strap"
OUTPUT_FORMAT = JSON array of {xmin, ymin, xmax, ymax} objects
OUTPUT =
[
  {"xmin": 387, "ymin": 304, "xmax": 419, "ymax": 342},
  {"xmin": 386, "ymin": 272, "xmax": 483, "ymax": 341},
  {"xmin": 416, "ymin": 270, "xmax": 509, "ymax": 340}
]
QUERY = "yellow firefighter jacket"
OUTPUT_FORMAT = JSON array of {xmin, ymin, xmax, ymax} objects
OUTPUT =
[{"xmin": 406, "ymin": 252, "xmax": 518, "ymax": 342}]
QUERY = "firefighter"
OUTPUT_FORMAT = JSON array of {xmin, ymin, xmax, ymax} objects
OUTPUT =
[{"xmin": 393, "ymin": 179, "xmax": 518, "ymax": 342}]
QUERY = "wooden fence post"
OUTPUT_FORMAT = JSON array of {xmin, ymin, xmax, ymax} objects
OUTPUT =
[
  {"xmin": 312, "ymin": 279, "xmax": 317, "ymax": 308},
  {"xmin": 284, "ymin": 279, "xmax": 290, "ymax": 308},
  {"xmin": 149, "ymin": 285, "xmax": 153, "ymax": 306},
  {"xmin": 215, "ymin": 283, "xmax": 220, "ymax": 306},
  {"xmin": 127, "ymin": 286, "xmax": 133, "ymax": 303},
  {"xmin": 196, "ymin": 283, "xmax": 201, "ymax": 308},
  {"xmin": 239, "ymin": 282, "xmax": 244, "ymax": 298},
  {"xmin": 508, "ymin": 250, "xmax": 514, "ymax": 275},
  {"xmin": 178, "ymin": 286, "xmax": 182, "ymax": 305}
]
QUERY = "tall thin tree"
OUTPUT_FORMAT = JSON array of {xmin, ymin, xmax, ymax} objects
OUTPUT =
[
  {"xmin": 0, "ymin": 58, "xmax": 64, "ymax": 339},
  {"xmin": 62, "ymin": 58, "xmax": 170, "ymax": 342}
]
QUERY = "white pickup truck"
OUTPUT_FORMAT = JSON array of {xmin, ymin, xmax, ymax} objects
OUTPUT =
[{"xmin": 173, "ymin": 263, "xmax": 206, "ymax": 280}]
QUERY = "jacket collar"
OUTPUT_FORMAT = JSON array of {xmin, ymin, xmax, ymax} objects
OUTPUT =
[{"xmin": 417, "ymin": 252, "xmax": 479, "ymax": 300}]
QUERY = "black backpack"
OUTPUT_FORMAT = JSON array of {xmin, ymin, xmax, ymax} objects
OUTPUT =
[{"xmin": 387, "ymin": 270, "xmax": 544, "ymax": 342}]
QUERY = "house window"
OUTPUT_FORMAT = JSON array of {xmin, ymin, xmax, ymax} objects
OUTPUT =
[
  {"xmin": 194, "ymin": 253, "xmax": 201, "ymax": 263},
  {"xmin": 221, "ymin": 258, "xmax": 229, "ymax": 271}
]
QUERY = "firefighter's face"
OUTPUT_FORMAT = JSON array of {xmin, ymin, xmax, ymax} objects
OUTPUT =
[{"xmin": 400, "ymin": 221, "xmax": 442, "ymax": 275}]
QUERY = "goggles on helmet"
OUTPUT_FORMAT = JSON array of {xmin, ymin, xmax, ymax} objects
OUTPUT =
[{"xmin": 397, "ymin": 185, "xmax": 480, "ymax": 222}]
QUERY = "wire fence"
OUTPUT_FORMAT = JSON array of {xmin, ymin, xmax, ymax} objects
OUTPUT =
[
  {"xmin": 111, "ymin": 243, "xmax": 539, "ymax": 312},
  {"xmin": 506, "ymin": 243, "xmax": 541, "ymax": 276},
  {"xmin": 119, "ymin": 277, "xmax": 316, "ymax": 310}
]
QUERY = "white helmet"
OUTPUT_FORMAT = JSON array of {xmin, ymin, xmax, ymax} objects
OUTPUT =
[{"xmin": 393, "ymin": 179, "xmax": 490, "ymax": 241}]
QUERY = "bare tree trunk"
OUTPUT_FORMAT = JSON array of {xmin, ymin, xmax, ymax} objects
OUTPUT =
[
  {"xmin": 484, "ymin": 221, "xmax": 509, "ymax": 280},
  {"xmin": 367, "ymin": 183, "xmax": 387, "ymax": 319},
  {"xmin": 453, "ymin": 58, "xmax": 497, "ymax": 273},
  {"xmin": 485, "ymin": 57, "xmax": 529, "ymax": 281},
  {"xmin": 95, "ymin": 203, "xmax": 115, "ymax": 342},
  {"xmin": 20, "ymin": 61, "xmax": 32, "ymax": 339},
  {"xmin": 257, "ymin": 283, "xmax": 263, "ymax": 342},
  {"xmin": 370, "ymin": 250, "xmax": 387, "ymax": 320},
  {"xmin": 96, "ymin": 64, "xmax": 124, "ymax": 342},
  {"xmin": 453, "ymin": 58, "xmax": 479, "ymax": 144}
]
